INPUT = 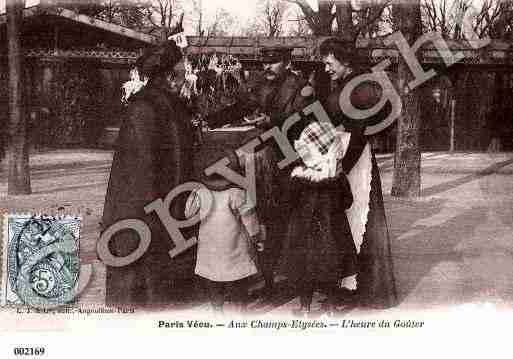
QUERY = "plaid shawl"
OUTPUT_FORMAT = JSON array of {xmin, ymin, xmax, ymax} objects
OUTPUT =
[{"xmin": 294, "ymin": 121, "xmax": 339, "ymax": 171}]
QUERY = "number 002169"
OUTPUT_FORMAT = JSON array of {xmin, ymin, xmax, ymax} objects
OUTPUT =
[{"xmin": 13, "ymin": 347, "xmax": 46, "ymax": 356}]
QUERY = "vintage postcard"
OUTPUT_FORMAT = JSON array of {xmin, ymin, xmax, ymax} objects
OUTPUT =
[{"xmin": 1, "ymin": 0, "xmax": 513, "ymax": 356}]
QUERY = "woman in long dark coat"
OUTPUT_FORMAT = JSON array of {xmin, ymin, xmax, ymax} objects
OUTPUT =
[
  {"xmin": 101, "ymin": 41, "xmax": 196, "ymax": 308},
  {"xmin": 319, "ymin": 38, "xmax": 398, "ymax": 309}
]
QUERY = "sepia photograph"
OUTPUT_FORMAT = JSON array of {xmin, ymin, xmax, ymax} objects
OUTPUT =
[{"xmin": 0, "ymin": 0, "xmax": 512, "ymax": 355}]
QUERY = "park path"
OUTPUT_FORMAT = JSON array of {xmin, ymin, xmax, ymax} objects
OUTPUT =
[{"xmin": 1, "ymin": 150, "xmax": 513, "ymax": 315}]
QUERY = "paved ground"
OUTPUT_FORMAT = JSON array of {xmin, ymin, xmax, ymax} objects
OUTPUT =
[{"xmin": 1, "ymin": 149, "xmax": 512, "ymax": 315}]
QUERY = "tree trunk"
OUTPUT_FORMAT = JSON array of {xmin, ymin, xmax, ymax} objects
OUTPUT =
[
  {"xmin": 481, "ymin": 71, "xmax": 501, "ymax": 152},
  {"xmin": 391, "ymin": 0, "xmax": 422, "ymax": 198},
  {"xmin": 288, "ymin": 0, "xmax": 334, "ymax": 36},
  {"xmin": 335, "ymin": 0, "xmax": 354, "ymax": 40},
  {"xmin": 317, "ymin": 1, "xmax": 335, "ymax": 35},
  {"xmin": 7, "ymin": 0, "xmax": 31, "ymax": 195},
  {"xmin": 197, "ymin": 0, "xmax": 203, "ymax": 36}
]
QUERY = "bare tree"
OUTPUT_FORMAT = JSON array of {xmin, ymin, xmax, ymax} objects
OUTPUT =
[
  {"xmin": 205, "ymin": 8, "xmax": 236, "ymax": 37},
  {"xmin": 286, "ymin": 0, "xmax": 391, "ymax": 39},
  {"xmin": 6, "ymin": 0, "xmax": 31, "ymax": 195},
  {"xmin": 182, "ymin": 0, "xmax": 205, "ymax": 36},
  {"xmin": 144, "ymin": 0, "xmax": 184, "ymax": 40},
  {"xmin": 239, "ymin": 19, "xmax": 266, "ymax": 37},
  {"xmin": 470, "ymin": 0, "xmax": 513, "ymax": 39},
  {"xmin": 334, "ymin": 0, "xmax": 391, "ymax": 40},
  {"xmin": 421, "ymin": 0, "xmax": 469, "ymax": 38},
  {"xmin": 259, "ymin": 0, "xmax": 289, "ymax": 37},
  {"xmin": 287, "ymin": 6, "xmax": 312, "ymax": 36},
  {"xmin": 193, "ymin": 0, "xmax": 204, "ymax": 36},
  {"xmin": 349, "ymin": 0, "xmax": 393, "ymax": 39},
  {"xmin": 286, "ymin": 0, "xmax": 336, "ymax": 35},
  {"xmin": 391, "ymin": 0, "xmax": 422, "ymax": 198},
  {"xmin": 421, "ymin": 0, "xmax": 513, "ymax": 40}
]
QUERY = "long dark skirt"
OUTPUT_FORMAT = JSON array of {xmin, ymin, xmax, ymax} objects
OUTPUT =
[
  {"xmin": 356, "ymin": 155, "xmax": 397, "ymax": 309},
  {"xmin": 280, "ymin": 177, "xmax": 358, "ymax": 288}
]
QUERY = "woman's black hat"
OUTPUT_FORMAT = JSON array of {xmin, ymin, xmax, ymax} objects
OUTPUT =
[{"xmin": 135, "ymin": 39, "xmax": 183, "ymax": 78}]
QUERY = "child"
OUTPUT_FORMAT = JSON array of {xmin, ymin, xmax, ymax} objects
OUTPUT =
[
  {"xmin": 186, "ymin": 148, "xmax": 263, "ymax": 314},
  {"xmin": 282, "ymin": 120, "xmax": 358, "ymax": 316}
]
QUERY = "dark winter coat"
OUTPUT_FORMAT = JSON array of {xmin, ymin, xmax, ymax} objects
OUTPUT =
[
  {"xmin": 323, "ymin": 71, "xmax": 398, "ymax": 309},
  {"xmin": 101, "ymin": 80, "xmax": 196, "ymax": 307},
  {"xmin": 280, "ymin": 174, "xmax": 358, "ymax": 286}
]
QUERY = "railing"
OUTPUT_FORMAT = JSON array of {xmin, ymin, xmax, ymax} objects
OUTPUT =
[
  {"xmin": 0, "ymin": 41, "xmax": 512, "ymax": 66},
  {"xmin": 0, "ymin": 48, "xmax": 143, "ymax": 64}
]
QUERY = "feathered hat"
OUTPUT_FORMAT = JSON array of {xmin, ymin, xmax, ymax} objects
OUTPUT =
[{"xmin": 135, "ymin": 39, "xmax": 183, "ymax": 78}]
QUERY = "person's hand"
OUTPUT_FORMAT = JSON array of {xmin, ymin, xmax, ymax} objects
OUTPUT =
[
  {"xmin": 191, "ymin": 115, "xmax": 202, "ymax": 127},
  {"xmin": 256, "ymin": 240, "xmax": 265, "ymax": 252},
  {"xmin": 243, "ymin": 113, "xmax": 266, "ymax": 125},
  {"xmin": 250, "ymin": 232, "xmax": 265, "ymax": 252},
  {"xmin": 254, "ymin": 113, "xmax": 270, "ymax": 125},
  {"xmin": 330, "ymin": 136, "xmax": 345, "ymax": 160}
]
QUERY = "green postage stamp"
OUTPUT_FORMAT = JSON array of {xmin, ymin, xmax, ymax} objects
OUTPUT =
[{"xmin": 1, "ymin": 213, "xmax": 82, "ymax": 308}]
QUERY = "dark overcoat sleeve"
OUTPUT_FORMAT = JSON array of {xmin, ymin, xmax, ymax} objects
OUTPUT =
[
  {"xmin": 326, "ymin": 81, "xmax": 392, "ymax": 173},
  {"xmin": 204, "ymin": 101, "xmax": 257, "ymax": 128},
  {"xmin": 127, "ymin": 102, "xmax": 161, "ymax": 201},
  {"xmin": 102, "ymin": 100, "xmax": 159, "ymax": 232},
  {"xmin": 203, "ymin": 86, "xmax": 261, "ymax": 128}
]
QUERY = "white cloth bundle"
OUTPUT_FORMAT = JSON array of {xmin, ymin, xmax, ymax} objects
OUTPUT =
[{"xmin": 292, "ymin": 124, "xmax": 373, "ymax": 255}]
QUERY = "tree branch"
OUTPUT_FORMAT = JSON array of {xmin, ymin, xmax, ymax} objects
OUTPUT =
[
  {"xmin": 285, "ymin": 0, "xmax": 319, "ymax": 31},
  {"xmin": 354, "ymin": 0, "xmax": 392, "ymax": 39}
]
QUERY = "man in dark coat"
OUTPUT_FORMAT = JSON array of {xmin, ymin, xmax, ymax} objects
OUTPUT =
[
  {"xmin": 206, "ymin": 46, "xmax": 311, "ymax": 130},
  {"xmin": 205, "ymin": 46, "xmax": 314, "ymax": 299},
  {"xmin": 101, "ymin": 40, "xmax": 196, "ymax": 308},
  {"xmin": 319, "ymin": 37, "xmax": 398, "ymax": 309}
]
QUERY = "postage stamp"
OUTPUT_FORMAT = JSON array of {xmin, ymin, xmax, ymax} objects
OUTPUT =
[{"xmin": 1, "ymin": 214, "xmax": 82, "ymax": 308}]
